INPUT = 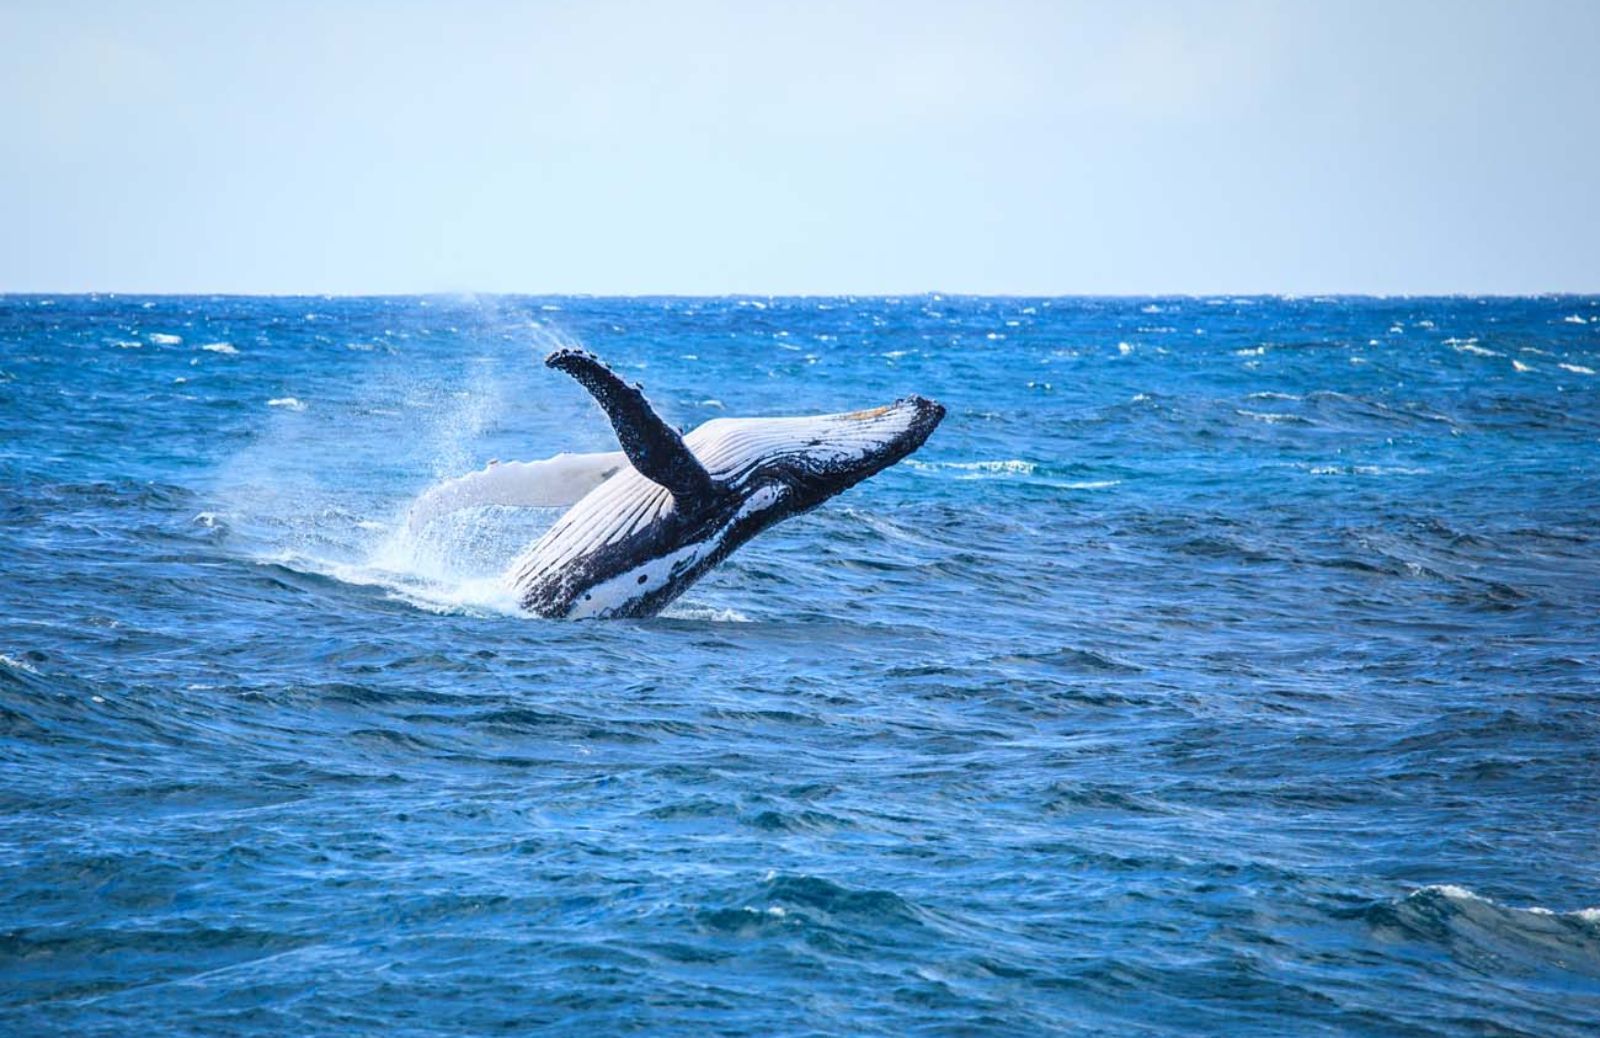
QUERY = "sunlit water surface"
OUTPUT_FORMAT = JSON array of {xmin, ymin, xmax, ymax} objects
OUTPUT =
[{"xmin": 2, "ymin": 295, "xmax": 1598, "ymax": 1035}]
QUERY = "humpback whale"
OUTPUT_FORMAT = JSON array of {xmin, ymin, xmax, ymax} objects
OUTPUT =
[{"xmin": 466, "ymin": 349, "xmax": 943, "ymax": 619}]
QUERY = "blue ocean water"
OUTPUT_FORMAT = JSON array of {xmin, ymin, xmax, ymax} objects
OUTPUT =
[{"xmin": 2, "ymin": 294, "xmax": 1598, "ymax": 1036}]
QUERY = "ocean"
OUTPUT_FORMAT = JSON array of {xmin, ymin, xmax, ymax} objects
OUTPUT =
[{"xmin": 2, "ymin": 294, "xmax": 1597, "ymax": 1035}]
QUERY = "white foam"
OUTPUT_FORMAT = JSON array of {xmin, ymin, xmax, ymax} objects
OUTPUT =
[
  {"xmin": 907, "ymin": 459, "xmax": 1037, "ymax": 476},
  {"xmin": 200, "ymin": 342, "xmax": 238, "ymax": 355},
  {"xmin": 1309, "ymin": 464, "xmax": 1429, "ymax": 476},
  {"xmin": 0, "ymin": 653, "xmax": 39, "ymax": 674},
  {"xmin": 1513, "ymin": 359, "xmax": 1534, "ymax": 373},
  {"xmin": 1235, "ymin": 346, "xmax": 1266, "ymax": 357},
  {"xmin": 1235, "ymin": 409, "xmax": 1305, "ymax": 424},
  {"xmin": 148, "ymin": 332, "xmax": 183, "ymax": 345},
  {"xmin": 660, "ymin": 603, "xmax": 752, "ymax": 623},
  {"xmin": 1563, "ymin": 314, "xmax": 1588, "ymax": 324},
  {"xmin": 1412, "ymin": 884, "xmax": 1600, "ymax": 922},
  {"xmin": 267, "ymin": 397, "xmax": 306, "ymax": 410},
  {"xmin": 1449, "ymin": 340, "xmax": 1499, "ymax": 357},
  {"xmin": 1559, "ymin": 363, "xmax": 1596, "ymax": 375}
]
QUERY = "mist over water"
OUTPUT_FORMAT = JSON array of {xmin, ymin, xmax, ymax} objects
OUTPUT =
[{"xmin": 2, "ymin": 294, "xmax": 1599, "ymax": 1035}]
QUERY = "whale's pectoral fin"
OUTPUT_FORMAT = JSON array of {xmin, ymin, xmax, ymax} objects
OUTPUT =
[
  {"xmin": 405, "ymin": 450, "xmax": 628, "ymax": 532},
  {"xmin": 546, "ymin": 349, "xmax": 719, "ymax": 502}
]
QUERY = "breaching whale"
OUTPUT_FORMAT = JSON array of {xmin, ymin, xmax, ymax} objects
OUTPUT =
[{"xmin": 423, "ymin": 349, "xmax": 943, "ymax": 619}]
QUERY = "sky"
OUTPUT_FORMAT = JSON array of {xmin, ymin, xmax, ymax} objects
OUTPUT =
[{"xmin": 2, "ymin": 0, "xmax": 1597, "ymax": 295}]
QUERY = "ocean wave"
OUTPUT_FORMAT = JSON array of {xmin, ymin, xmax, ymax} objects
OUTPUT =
[
  {"xmin": 1361, "ymin": 885, "xmax": 1600, "ymax": 977},
  {"xmin": 259, "ymin": 550, "xmax": 525, "ymax": 617},
  {"xmin": 0, "ymin": 652, "xmax": 40, "ymax": 674}
]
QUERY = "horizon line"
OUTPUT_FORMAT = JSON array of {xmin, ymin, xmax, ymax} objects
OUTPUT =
[{"xmin": 3, "ymin": 290, "xmax": 1598, "ymax": 301}]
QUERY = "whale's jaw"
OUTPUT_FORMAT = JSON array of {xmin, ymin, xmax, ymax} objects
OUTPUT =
[{"xmin": 707, "ymin": 395, "xmax": 946, "ymax": 514}]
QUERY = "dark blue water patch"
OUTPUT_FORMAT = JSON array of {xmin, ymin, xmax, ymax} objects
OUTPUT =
[{"xmin": 2, "ymin": 294, "xmax": 1599, "ymax": 1036}]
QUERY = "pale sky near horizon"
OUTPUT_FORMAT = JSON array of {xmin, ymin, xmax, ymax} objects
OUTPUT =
[{"xmin": 2, "ymin": 1, "xmax": 1597, "ymax": 295}]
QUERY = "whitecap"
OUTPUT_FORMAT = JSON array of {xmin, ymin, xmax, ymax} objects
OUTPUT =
[
  {"xmin": 1117, "ymin": 342, "xmax": 1134, "ymax": 355},
  {"xmin": 200, "ymin": 342, "xmax": 238, "ymax": 355},
  {"xmin": 1559, "ymin": 363, "xmax": 1596, "ymax": 375},
  {"xmin": 1235, "ymin": 409, "xmax": 1308, "ymax": 424},
  {"xmin": 267, "ymin": 397, "xmax": 306, "ymax": 410},
  {"xmin": 1235, "ymin": 346, "xmax": 1266, "ymax": 357},
  {"xmin": 1309, "ymin": 464, "xmax": 1428, "ymax": 477},
  {"xmin": 907, "ymin": 459, "xmax": 1037, "ymax": 476},
  {"xmin": 1513, "ymin": 359, "xmax": 1534, "ymax": 373},
  {"xmin": 0, "ymin": 653, "xmax": 39, "ymax": 674},
  {"xmin": 1407, "ymin": 884, "xmax": 1600, "ymax": 925},
  {"xmin": 1563, "ymin": 314, "xmax": 1588, "ymax": 324},
  {"xmin": 148, "ymin": 332, "xmax": 183, "ymax": 345},
  {"xmin": 660, "ymin": 603, "xmax": 752, "ymax": 623}
]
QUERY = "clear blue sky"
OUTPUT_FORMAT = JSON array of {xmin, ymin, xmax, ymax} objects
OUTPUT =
[{"xmin": 2, "ymin": 1, "xmax": 1596, "ymax": 295}]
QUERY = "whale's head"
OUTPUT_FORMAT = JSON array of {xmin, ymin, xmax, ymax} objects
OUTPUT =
[{"xmin": 689, "ymin": 395, "xmax": 946, "ymax": 515}]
